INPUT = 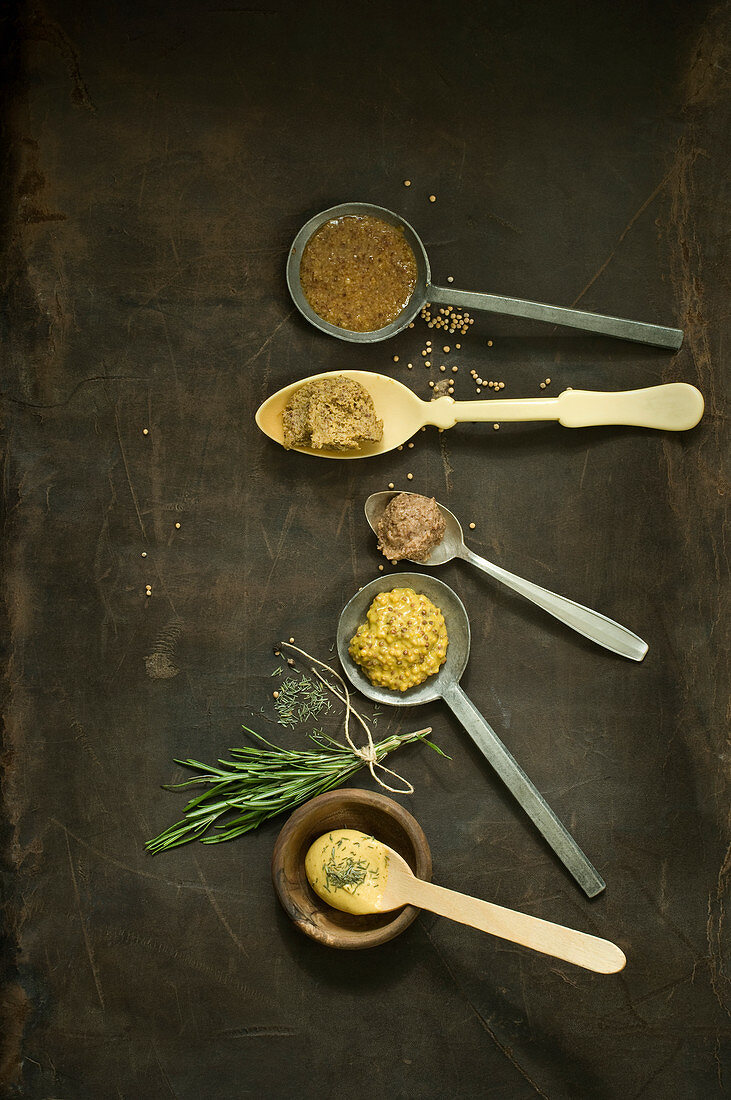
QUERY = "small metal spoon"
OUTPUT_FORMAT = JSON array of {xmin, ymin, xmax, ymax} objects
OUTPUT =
[
  {"xmin": 365, "ymin": 491, "xmax": 648, "ymax": 662},
  {"xmin": 337, "ymin": 573, "xmax": 606, "ymax": 898},
  {"xmin": 287, "ymin": 202, "xmax": 683, "ymax": 349}
]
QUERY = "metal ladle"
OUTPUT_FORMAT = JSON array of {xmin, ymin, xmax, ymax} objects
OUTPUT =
[
  {"xmin": 337, "ymin": 572, "xmax": 605, "ymax": 898},
  {"xmin": 287, "ymin": 202, "xmax": 683, "ymax": 349},
  {"xmin": 365, "ymin": 491, "xmax": 648, "ymax": 661}
]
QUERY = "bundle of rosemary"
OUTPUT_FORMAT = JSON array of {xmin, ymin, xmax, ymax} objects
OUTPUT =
[{"xmin": 146, "ymin": 643, "xmax": 447, "ymax": 854}]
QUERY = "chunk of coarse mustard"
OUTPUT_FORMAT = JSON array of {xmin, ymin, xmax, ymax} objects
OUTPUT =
[{"xmin": 349, "ymin": 587, "xmax": 448, "ymax": 692}]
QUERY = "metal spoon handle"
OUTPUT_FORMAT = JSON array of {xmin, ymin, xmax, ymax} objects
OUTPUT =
[
  {"xmin": 428, "ymin": 284, "xmax": 683, "ymax": 350},
  {"xmin": 440, "ymin": 680, "xmax": 605, "ymax": 898},
  {"xmin": 460, "ymin": 547, "xmax": 648, "ymax": 661}
]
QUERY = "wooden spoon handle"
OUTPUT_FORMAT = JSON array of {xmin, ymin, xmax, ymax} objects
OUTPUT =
[{"xmin": 400, "ymin": 874, "xmax": 626, "ymax": 973}]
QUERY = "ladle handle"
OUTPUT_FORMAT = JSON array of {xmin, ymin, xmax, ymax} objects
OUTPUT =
[
  {"xmin": 401, "ymin": 875, "xmax": 625, "ymax": 972},
  {"xmin": 460, "ymin": 547, "xmax": 648, "ymax": 661},
  {"xmin": 440, "ymin": 680, "xmax": 605, "ymax": 898},
  {"xmin": 428, "ymin": 285, "xmax": 683, "ymax": 349}
]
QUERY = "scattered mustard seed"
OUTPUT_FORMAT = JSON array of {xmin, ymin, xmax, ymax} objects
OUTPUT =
[
  {"xmin": 540, "ymin": 382, "xmax": 546, "ymax": 389},
  {"xmin": 487, "ymin": 340, "xmax": 493, "ymax": 347},
  {"xmin": 388, "ymin": 482, "xmax": 395, "ymax": 489},
  {"xmin": 273, "ymin": 690, "xmax": 280, "ymax": 699},
  {"xmin": 447, "ymin": 276, "xmax": 454, "ymax": 283},
  {"xmin": 141, "ymin": 551, "xmax": 147, "ymax": 558},
  {"xmin": 407, "ymin": 472, "xmax": 414, "ymax": 479},
  {"xmin": 393, "ymin": 355, "xmax": 399, "ymax": 362},
  {"xmin": 469, "ymin": 522, "xmax": 476, "ymax": 530},
  {"xmin": 404, "ymin": 180, "xmax": 412, "ymax": 187},
  {"xmin": 493, "ymin": 423, "xmax": 500, "ymax": 430},
  {"xmin": 142, "ymin": 428, "xmax": 149, "ymax": 436},
  {"xmin": 443, "ymin": 346, "xmax": 450, "ymax": 352},
  {"xmin": 545, "ymin": 377, "xmax": 551, "ymax": 384},
  {"xmin": 440, "ymin": 365, "xmax": 446, "ymax": 372},
  {"xmin": 408, "ymin": 442, "xmax": 414, "ymax": 448},
  {"xmin": 455, "ymin": 343, "xmax": 461, "ymax": 349},
  {"xmin": 378, "ymin": 564, "xmax": 384, "ymax": 571},
  {"xmin": 452, "ymin": 366, "xmax": 458, "ymax": 373},
  {"xmin": 288, "ymin": 637, "xmax": 295, "ymax": 644},
  {"xmin": 175, "ymin": 522, "xmax": 181, "ymax": 529},
  {"xmin": 429, "ymin": 194, "xmax": 436, "ymax": 202}
]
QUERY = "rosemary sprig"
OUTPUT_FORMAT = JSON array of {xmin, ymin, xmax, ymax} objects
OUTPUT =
[{"xmin": 146, "ymin": 725, "xmax": 447, "ymax": 853}]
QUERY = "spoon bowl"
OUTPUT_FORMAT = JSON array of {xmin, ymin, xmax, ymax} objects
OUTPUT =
[
  {"xmin": 288, "ymin": 201, "xmax": 683, "ymax": 348},
  {"xmin": 336, "ymin": 574, "xmax": 605, "ymax": 897},
  {"xmin": 254, "ymin": 370, "xmax": 704, "ymax": 459},
  {"xmin": 336, "ymin": 571, "xmax": 469, "ymax": 706},
  {"xmin": 287, "ymin": 203, "xmax": 429, "ymax": 344}
]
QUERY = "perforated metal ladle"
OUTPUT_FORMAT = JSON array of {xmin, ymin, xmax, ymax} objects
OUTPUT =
[
  {"xmin": 287, "ymin": 202, "xmax": 683, "ymax": 349},
  {"xmin": 337, "ymin": 572, "xmax": 605, "ymax": 898}
]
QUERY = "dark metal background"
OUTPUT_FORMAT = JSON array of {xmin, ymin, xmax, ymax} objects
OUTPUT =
[{"xmin": 1, "ymin": 1, "xmax": 728, "ymax": 1096}]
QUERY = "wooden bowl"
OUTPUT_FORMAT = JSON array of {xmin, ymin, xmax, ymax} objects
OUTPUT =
[{"xmin": 272, "ymin": 788, "xmax": 432, "ymax": 949}]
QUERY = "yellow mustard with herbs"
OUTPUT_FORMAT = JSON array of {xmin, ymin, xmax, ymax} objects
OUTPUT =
[{"xmin": 349, "ymin": 587, "xmax": 448, "ymax": 692}]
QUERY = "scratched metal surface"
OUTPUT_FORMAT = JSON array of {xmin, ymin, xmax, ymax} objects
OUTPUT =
[{"xmin": 1, "ymin": 1, "xmax": 728, "ymax": 1097}]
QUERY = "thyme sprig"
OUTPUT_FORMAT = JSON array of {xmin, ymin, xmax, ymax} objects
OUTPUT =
[{"xmin": 146, "ymin": 725, "xmax": 444, "ymax": 853}]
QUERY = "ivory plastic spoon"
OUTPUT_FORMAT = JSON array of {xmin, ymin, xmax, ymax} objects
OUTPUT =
[
  {"xmin": 365, "ymin": 491, "xmax": 648, "ymax": 661},
  {"xmin": 254, "ymin": 370, "xmax": 704, "ymax": 459},
  {"xmin": 306, "ymin": 830, "xmax": 626, "ymax": 974}
]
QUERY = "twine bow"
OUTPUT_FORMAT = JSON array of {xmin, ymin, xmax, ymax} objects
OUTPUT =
[{"xmin": 277, "ymin": 642, "xmax": 431, "ymax": 795}]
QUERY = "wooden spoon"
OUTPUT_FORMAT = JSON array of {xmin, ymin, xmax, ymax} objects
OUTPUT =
[
  {"xmin": 254, "ymin": 370, "xmax": 704, "ymax": 458},
  {"xmin": 307, "ymin": 831, "xmax": 626, "ymax": 974}
]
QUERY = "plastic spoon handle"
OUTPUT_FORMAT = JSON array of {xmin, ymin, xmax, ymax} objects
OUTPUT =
[
  {"xmin": 460, "ymin": 547, "xmax": 648, "ymax": 661},
  {"xmin": 398, "ymin": 874, "xmax": 625, "ymax": 972},
  {"xmin": 426, "ymin": 384, "xmax": 704, "ymax": 431},
  {"xmin": 428, "ymin": 284, "xmax": 683, "ymax": 349},
  {"xmin": 440, "ymin": 680, "xmax": 605, "ymax": 898}
]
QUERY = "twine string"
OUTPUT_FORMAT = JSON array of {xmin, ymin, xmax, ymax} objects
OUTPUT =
[{"xmin": 277, "ymin": 642, "xmax": 430, "ymax": 795}]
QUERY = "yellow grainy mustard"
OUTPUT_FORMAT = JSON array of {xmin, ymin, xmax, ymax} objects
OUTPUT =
[{"xmin": 349, "ymin": 588, "xmax": 448, "ymax": 692}]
